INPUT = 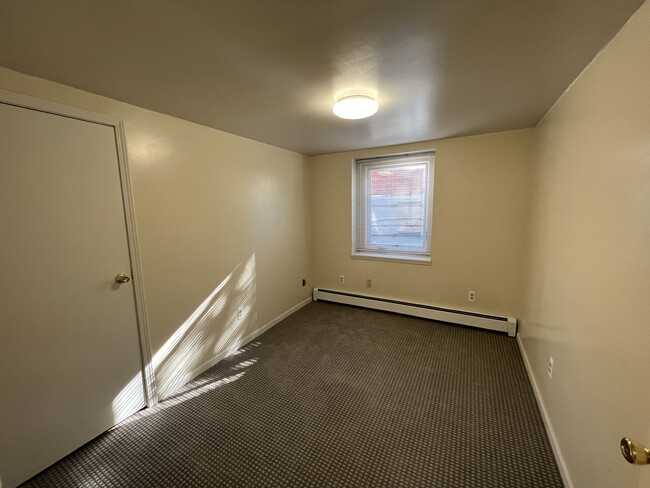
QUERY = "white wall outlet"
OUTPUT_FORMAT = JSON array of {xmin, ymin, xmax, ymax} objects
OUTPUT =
[
  {"xmin": 366, "ymin": 278, "xmax": 372, "ymax": 288},
  {"xmin": 548, "ymin": 357, "xmax": 554, "ymax": 378},
  {"xmin": 339, "ymin": 275, "xmax": 345, "ymax": 284},
  {"xmin": 237, "ymin": 307, "xmax": 243, "ymax": 321},
  {"xmin": 468, "ymin": 290, "xmax": 476, "ymax": 302}
]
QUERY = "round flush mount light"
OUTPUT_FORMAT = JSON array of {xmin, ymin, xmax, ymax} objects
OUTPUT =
[{"xmin": 333, "ymin": 95, "xmax": 378, "ymax": 120}]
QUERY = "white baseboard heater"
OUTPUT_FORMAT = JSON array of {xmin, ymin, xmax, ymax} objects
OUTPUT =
[{"xmin": 313, "ymin": 288, "xmax": 517, "ymax": 337}]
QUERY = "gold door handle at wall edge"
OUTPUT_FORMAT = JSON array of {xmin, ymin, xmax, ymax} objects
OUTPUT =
[
  {"xmin": 114, "ymin": 273, "xmax": 131, "ymax": 284},
  {"xmin": 621, "ymin": 438, "xmax": 650, "ymax": 465}
]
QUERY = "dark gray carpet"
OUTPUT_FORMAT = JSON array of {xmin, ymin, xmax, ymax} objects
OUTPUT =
[{"xmin": 22, "ymin": 301, "xmax": 563, "ymax": 487}]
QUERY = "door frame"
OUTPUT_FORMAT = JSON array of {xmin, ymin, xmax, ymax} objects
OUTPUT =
[{"xmin": 0, "ymin": 89, "xmax": 158, "ymax": 406}]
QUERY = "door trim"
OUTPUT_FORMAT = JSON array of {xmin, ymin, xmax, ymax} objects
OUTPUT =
[{"xmin": 0, "ymin": 89, "xmax": 158, "ymax": 406}]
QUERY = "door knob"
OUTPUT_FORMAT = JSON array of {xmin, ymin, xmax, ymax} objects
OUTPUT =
[
  {"xmin": 114, "ymin": 273, "xmax": 131, "ymax": 284},
  {"xmin": 621, "ymin": 437, "xmax": 650, "ymax": 465}
]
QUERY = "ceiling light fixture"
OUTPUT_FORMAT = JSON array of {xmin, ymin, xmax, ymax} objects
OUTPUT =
[{"xmin": 333, "ymin": 95, "xmax": 378, "ymax": 120}]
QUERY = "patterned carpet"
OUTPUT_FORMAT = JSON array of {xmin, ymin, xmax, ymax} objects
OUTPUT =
[{"xmin": 22, "ymin": 302, "xmax": 563, "ymax": 487}]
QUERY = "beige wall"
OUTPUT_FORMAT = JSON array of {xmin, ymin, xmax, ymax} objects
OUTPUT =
[
  {"xmin": 309, "ymin": 129, "xmax": 533, "ymax": 318},
  {"xmin": 0, "ymin": 67, "xmax": 312, "ymax": 399},
  {"xmin": 520, "ymin": 2, "xmax": 650, "ymax": 487},
  {"xmin": 4, "ymin": 3, "xmax": 650, "ymax": 483}
]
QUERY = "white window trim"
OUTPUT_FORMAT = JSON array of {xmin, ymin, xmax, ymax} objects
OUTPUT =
[{"xmin": 351, "ymin": 150, "xmax": 435, "ymax": 265}]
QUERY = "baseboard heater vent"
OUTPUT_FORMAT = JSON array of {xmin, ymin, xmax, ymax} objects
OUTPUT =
[{"xmin": 313, "ymin": 288, "xmax": 517, "ymax": 337}]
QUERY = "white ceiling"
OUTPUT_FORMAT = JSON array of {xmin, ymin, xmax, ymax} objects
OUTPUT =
[{"xmin": 0, "ymin": 1, "xmax": 643, "ymax": 155}]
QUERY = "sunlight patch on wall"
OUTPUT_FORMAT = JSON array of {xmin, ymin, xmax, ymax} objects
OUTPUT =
[
  {"xmin": 111, "ymin": 254, "xmax": 260, "ymax": 420},
  {"xmin": 152, "ymin": 254, "xmax": 259, "ymax": 399}
]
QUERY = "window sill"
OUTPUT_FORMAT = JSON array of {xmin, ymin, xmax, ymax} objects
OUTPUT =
[{"xmin": 351, "ymin": 251, "xmax": 432, "ymax": 265}]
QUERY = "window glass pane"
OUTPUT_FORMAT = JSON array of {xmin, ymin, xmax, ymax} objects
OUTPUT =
[{"xmin": 368, "ymin": 163, "xmax": 426, "ymax": 250}]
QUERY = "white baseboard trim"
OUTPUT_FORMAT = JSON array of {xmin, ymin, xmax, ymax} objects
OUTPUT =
[
  {"xmin": 516, "ymin": 334, "xmax": 573, "ymax": 488},
  {"xmin": 162, "ymin": 296, "xmax": 313, "ymax": 400}
]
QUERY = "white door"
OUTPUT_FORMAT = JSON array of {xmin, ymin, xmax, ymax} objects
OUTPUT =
[{"xmin": 0, "ymin": 100, "xmax": 147, "ymax": 488}]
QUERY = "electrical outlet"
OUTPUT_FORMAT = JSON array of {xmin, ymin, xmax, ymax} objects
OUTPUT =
[
  {"xmin": 468, "ymin": 290, "xmax": 476, "ymax": 302},
  {"xmin": 548, "ymin": 357, "xmax": 554, "ymax": 378},
  {"xmin": 366, "ymin": 278, "xmax": 372, "ymax": 288},
  {"xmin": 237, "ymin": 308, "xmax": 243, "ymax": 321},
  {"xmin": 339, "ymin": 275, "xmax": 345, "ymax": 284}
]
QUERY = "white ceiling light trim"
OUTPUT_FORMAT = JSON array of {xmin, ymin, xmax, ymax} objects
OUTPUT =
[{"xmin": 333, "ymin": 95, "xmax": 379, "ymax": 119}]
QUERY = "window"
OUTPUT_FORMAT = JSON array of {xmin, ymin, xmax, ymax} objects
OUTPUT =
[{"xmin": 353, "ymin": 151, "xmax": 435, "ymax": 264}]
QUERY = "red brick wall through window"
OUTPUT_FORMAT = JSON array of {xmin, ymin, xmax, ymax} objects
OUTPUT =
[{"xmin": 370, "ymin": 167, "xmax": 424, "ymax": 196}]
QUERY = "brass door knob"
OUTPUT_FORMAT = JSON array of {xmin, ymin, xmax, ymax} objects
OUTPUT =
[
  {"xmin": 621, "ymin": 437, "xmax": 650, "ymax": 465},
  {"xmin": 115, "ymin": 273, "xmax": 131, "ymax": 284}
]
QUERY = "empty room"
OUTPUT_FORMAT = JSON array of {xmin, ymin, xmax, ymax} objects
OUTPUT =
[{"xmin": 0, "ymin": 1, "xmax": 648, "ymax": 487}]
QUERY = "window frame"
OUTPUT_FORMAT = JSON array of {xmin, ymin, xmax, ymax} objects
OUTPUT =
[{"xmin": 351, "ymin": 150, "xmax": 435, "ymax": 265}]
